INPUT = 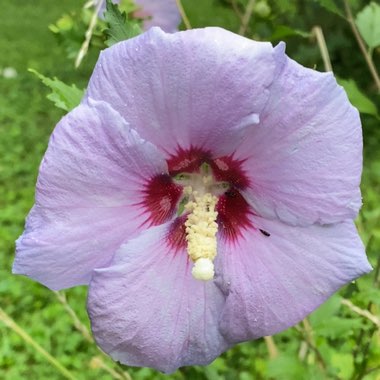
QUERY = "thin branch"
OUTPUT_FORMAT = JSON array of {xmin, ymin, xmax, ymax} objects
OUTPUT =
[
  {"xmin": 174, "ymin": 0, "xmax": 191, "ymax": 30},
  {"xmin": 90, "ymin": 356, "xmax": 131, "ymax": 380},
  {"xmin": 75, "ymin": 0, "xmax": 102, "ymax": 68},
  {"xmin": 295, "ymin": 320, "xmax": 326, "ymax": 371},
  {"xmin": 54, "ymin": 291, "xmax": 132, "ymax": 380},
  {"xmin": 238, "ymin": 0, "xmax": 256, "ymax": 36},
  {"xmin": 230, "ymin": 0, "xmax": 244, "ymax": 23},
  {"xmin": 0, "ymin": 307, "xmax": 76, "ymax": 380},
  {"xmin": 54, "ymin": 291, "xmax": 93, "ymax": 342},
  {"xmin": 303, "ymin": 318, "xmax": 326, "ymax": 371},
  {"xmin": 264, "ymin": 336, "xmax": 278, "ymax": 359},
  {"xmin": 343, "ymin": 0, "xmax": 380, "ymax": 92},
  {"xmin": 312, "ymin": 26, "xmax": 333, "ymax": 72},
  {"xmin": 341, "ymin": 299, "xmax": 380, "ymax": 328}
]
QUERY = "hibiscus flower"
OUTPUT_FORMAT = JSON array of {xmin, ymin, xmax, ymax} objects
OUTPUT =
[
  {"xmin": 13, "ymin": 27, "xmax": 371, "ymax": 373},
  {"xmin": 97, "ymin": 0, "xmax": 180, "ymax": 32},
  {"xmin": 134, "ymin": 0, "xmax": 180, "ymax": 32}
]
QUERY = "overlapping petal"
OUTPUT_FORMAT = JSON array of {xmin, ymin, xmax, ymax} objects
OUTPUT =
[
  {"xmin": 88, "ymin": 223, "xmax": 229, "ymax": 373},
  {"xmin": 235, "ymin": 48, "xmax": 363, "ymax": 226},
  {"xmin": 13, "ymin": 100, "xmax": 168, "ymax": 290},
  {"xmin": 216, "ymin": 216, "xmax": 371, "ymax": 342},
  {"xmin": 85, "ymin": 27, "xmax": 281, "ymax": 157},
  {"xmin": 134, "ymin": 0, "xmax": 181, "ymax": 32}
]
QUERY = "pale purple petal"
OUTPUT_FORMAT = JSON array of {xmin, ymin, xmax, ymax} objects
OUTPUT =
[
  {"xmin": 216, "ymin": 216, "xmax": 371, "ymax": 342},
  {"xmin": 134, "ymin": 0, "xmax": 181, "ymax": 32},
  {"xmin": 85, "ymin": 27, "xmax": 281, "ymax": 158},
  {"xmin": 13, "ymin": 100, "xmax": 168, "ymax": 290},
  {"xmin": 235, "ymin": 45, "xmax": 363, "ymax": 226},
  {"xmin": 88, "ymin": 223, "xmax": 229, "ymax": 373}
]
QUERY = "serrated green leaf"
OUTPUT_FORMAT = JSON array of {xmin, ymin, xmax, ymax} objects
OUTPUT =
[
  {"xmin": 355, "ymin": 2, "xmax": 380, "ymax": 49},
  {"xmin": 104, "ymin": 0, "xmax": 141, "ymax": 47},
  {"xmin": 28, "ymin": 69, "xmax": 83, "ymax": 112},
  {"xmin": 313, "ymin": 0, "xmax": 344, "ymax": 18},
  {"xmin": 337, "ymin": 78, "xmax": 379, "ymax": 118}
]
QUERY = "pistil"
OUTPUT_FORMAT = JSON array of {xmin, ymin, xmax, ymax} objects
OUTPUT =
[{"xmin": 184, "ymin": 191, "xmax": 218, "ymax": 281}]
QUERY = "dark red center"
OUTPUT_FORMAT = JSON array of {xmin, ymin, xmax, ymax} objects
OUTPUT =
[{"xmin": 142, "ymin": 147, "xmax": 254, "ymax": 247}]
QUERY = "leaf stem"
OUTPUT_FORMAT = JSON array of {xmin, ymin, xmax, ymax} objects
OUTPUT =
[
  {"xmin": 0, "ymin": 307, "xmax": 76, "ymax": 380},
  {"xmin": 343, "ymin": 0, "xmax": 380, "ymax": 92},
  {"xmin": 75, "ymin": 0, "xmax": 103, "ymax": 68},
  {"xmin": 264, "ymin": 336, "xmax": 278, "ymax": 359},
  {"xmin": 312, "ymin": 26, "xmax": 333, "ymax": 72},
  {"xmin": 54, "ymin": 291, "xmax": 132, "ymax": 380},
  {"xmin": 174, "ymin": 0, "xmax": 191, "ymax": 30},
  {"xmin": 341, "ymin": 299, "xmax": 380, "ymax": 328},
  {"xmin": 238, "ymin": 0, "xmax": 255, "ymax": 36},
  {"xmin": 230, "ymin": 0, "xmax": 244, "ymax": 22}
]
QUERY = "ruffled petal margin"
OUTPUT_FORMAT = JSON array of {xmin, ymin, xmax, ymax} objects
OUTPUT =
[
  {"xmin": 216, "ymin": 216, "xmax": 372, "ymax": 342},
  {"xmin": 236, "ymin": 48, "xmax": 363, "ymax": 226},
  {"xmin": 88, "ymin": 223, "xmax": 229, "ymax": 373},
  {"xmin": 85, "ymin": 27, "xmax": 281, "ymax": 157},
  {"xmin": 13, "ymin": 100, "xmax": 168, "ymax": 290}
]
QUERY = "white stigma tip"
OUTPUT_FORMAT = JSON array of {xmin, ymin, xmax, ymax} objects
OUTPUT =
[{"xmin": 192, "ymin": 258, "xmax": 215, "ymax": 281}]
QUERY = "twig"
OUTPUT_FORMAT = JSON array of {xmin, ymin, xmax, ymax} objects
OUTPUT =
[
  {"xmin": 343, "ymin": 0, "xmax": 380, "ymax": 92},
  {"xmin": 312, "ymin": 26, "xmax": 333, "ymax": 72},
  {"xmin": 54, "ymin": 291, "xmax": 132, "ymax": 380},
  {"xmin": 264, "ymin": 336, "xmax": 278, "ymax": 359},
  {"xmin": 303, "ymin": 318, "xmax": 326, "ymax": 371},
  {"xmin": 90, "ymin": 356, "xmax": 131, "ymax": 380},
  {"xmin": 54, "ymin": 291, "xmax": 93, "ymax": 342},
  {"xmin": 341, "ymin": 299, "xmax": 380, "ymax": 328},
  {"xmin": 295, "ymin": 319, "xmax": 326, "ymax": 371},
  {"xmin": 0, "ymin": 307, "xmax": 76, "ymax": 380},
  {"xmin": 230, "ymin": 0, "xmax": 244, "ymax": 23},
  {"xmin": 174, "ymin": 0, "xmax": 191, "ymax": 30},
  {"xmin": 75, "ymin": 0, "xmax": 102, "ymax": 68},
  {"xmin": 238, "ymin": 0, "xmax": 255, "ymax": 36}
]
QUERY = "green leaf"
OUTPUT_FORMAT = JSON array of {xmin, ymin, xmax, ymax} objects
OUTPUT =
[
  {"xmin": 269, "ymin": 25, "xmax": 311, "ymax": 41},
  {"xmin": 267, "ymin": 354, "xmax": 306, "ymax": 380},
  {"xmin": 337, "ymin": 78, "xmax": 379, "ymax": 118},
  {"xmin": 28, "ymin": 69, "xmax": 83, "ymax": 112},
  {"xmin": 312, "ymin": 316, "xmax": 364, "ymax": 339},
  {"xmin": 313, "ymin": 0, "xmax": 345, "ymax": 18},
  {"xmin": 310, "ymin": 294, "xmax": 342, "ymax": 324},
  {"xmin": 355, "ymin": 2, "xmax": 380, "ymax": 49},
  {"xmin": 104, "ymin": 0, "xmax": 141, "ymax": 47},
  {"xmin": 331, "ymin": 352, "xmax": 354, "ymax": 379}
]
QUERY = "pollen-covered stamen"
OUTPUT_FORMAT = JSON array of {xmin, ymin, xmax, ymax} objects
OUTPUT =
[{"xmin": 184, "ymin": 192, "xmax": 218, "ymax": 281}]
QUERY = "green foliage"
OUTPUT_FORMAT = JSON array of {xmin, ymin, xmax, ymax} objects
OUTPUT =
[
  {"xmin": 29, "ymin": 69, "xmax": 84, "ymax": 112},
  {"xmin": 49, "ymin": 10, "xmax": 95, "ymax": 61},
  {"xmin": 313, "ymin": 0, "xmax": 345, "ymax": 18},
  {"xmin": 104, "ymin": 0, "xmax": 141, "ymax": 47},
  {"xmin": 355, "ymin": 2, "xmax": 380, "ymax": 49},
  {"xmin": 269, "ymin": 25, "xmax": 311, "ymax": 41},
  {"xmin": 338, "ymin": 78, "xmax": 379, "ymax": 118}
]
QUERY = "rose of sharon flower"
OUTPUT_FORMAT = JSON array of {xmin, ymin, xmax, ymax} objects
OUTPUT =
[
  {"xmin": 13, "ymin": 27, "xmax": 371, "ymax": 373},
  {"xmin": 98, "ymin": 0, "xmax": 180, "ymax": 33},
  {"xmin": 134, "ymin": 0, "xmax": 181, "ymax": 32}
]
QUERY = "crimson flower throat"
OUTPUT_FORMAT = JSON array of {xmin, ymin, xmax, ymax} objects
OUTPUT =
[{"xmin": 142, "ymin": 147, "xmax": 255, "ymax": 280}]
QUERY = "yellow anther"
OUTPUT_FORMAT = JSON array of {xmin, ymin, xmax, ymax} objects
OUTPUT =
[{"xmin": 185, "ymin": 192, "xmax": 218, "ymax": 281}]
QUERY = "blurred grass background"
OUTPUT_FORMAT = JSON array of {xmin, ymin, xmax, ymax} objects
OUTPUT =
[{"xmin": 0, "ymin": 0, "xmax": 379, "ymax": 379}]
